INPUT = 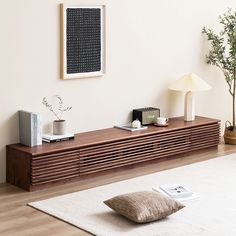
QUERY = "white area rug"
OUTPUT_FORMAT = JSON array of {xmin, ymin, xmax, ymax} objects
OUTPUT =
[{"xmin": 29, "ymin": 154, "xmax": 236, "ymax": 236}]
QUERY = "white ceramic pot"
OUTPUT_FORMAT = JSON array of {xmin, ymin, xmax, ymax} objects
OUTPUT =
[{"xmin": 53, "ymin": 120, "xmax": 66, "ymax": 135}]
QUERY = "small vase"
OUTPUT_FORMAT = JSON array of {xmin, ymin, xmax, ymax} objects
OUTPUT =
[{"xmin": 53, "ymin": 120, "xmax": 66, "ymax": 135}]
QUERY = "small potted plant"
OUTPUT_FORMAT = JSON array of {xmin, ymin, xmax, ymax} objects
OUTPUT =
[
  {"xmin": 202, "ymin": 9, "xmax": 236, "ymax": 144},
  {"xmin": 42, "ymin": 95, "xmax": 72, "ymax": 135}
]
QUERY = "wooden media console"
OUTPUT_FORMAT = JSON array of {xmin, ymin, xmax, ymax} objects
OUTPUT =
[{"xmin": 6, "ymin": 116, "xmax": 220, "ymax": 191}]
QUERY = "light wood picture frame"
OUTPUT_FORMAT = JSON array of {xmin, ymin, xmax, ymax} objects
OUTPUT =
[{"xmin": 60, "ymin": 4, "xmax": 105, "ymax": 79}]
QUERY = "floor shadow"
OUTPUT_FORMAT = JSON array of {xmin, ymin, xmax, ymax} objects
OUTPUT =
[{"xmin": 90, "ymin": 211, "xmax": 168, "ymax": 233}]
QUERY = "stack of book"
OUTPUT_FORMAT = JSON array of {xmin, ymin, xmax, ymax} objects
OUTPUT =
[
  {"xmin": 19, "ymin": 110, "xmax": 42, "ymax": 147},
  {"xmin": 152, "ymin": 184, "xmax": 199, "ymax": 202},
  {"xmin": 42, "ymin": 133, "xmax": 75, "ymax": 143}
]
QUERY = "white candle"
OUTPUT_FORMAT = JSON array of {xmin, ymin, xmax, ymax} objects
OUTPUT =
[{"xmin": 132, "ymin": 119, "xmax": 141, "ymax": 128}]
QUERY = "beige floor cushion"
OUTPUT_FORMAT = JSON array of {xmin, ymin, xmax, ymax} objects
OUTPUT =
[{"xmin": 104, "ymin": 191, "xmax": 185, "ymax": 223}]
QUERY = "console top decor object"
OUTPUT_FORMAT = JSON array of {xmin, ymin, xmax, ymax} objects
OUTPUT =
[
  {"xmin": 133, "ymin": 107, "xmax": 160, "ymax": 125},
  {"xmin": 42, "ymin": 95, "xmax": 72, "ymax": 135},
  {"xmin": 168, "ymin": 74, "xmax": 211, "ymax": 121},
  {"xmin": 6, "ymin": 116, "xmax": 220, "ymax": 191}
]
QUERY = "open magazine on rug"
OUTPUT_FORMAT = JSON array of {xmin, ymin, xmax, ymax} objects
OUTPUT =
[{"xmin": 152, "ymin": 184, "xmax": 199, "ymax": 202}]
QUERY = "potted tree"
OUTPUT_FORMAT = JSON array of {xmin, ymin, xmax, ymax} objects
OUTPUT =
[
  {"xmin": 42, "ymin": 95, "xmax": 72, "ymax": 135},
  {"xmin": 202, "ymin": 9, "xmax": 236, "ymax": 144}
]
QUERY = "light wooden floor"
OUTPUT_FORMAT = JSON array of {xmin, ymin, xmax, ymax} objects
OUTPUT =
[{"xmin": 1, "ymin": 144, "xmax": 236, "ymax": 236}]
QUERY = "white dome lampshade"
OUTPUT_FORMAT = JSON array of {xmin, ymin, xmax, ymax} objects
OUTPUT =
[{"xmin": 168, "ymin": 73, "xmax": 211, "ymax": 121}]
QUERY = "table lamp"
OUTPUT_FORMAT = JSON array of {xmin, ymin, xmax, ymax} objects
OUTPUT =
[{"xmin": 168, "ymin": 73, "xmax": 211, "ymax": 121}]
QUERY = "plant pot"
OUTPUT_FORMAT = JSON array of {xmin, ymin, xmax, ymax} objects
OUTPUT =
[
  {"xmin": 53, "ymin": 120, "xmax": 66, "ymax": 135},
  {"xmin": 224, "ymin": 121, "xmax": 236, "ymax": 145}
]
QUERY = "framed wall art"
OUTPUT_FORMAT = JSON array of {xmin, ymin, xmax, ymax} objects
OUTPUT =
[{"xmin": 60, "ymin": 4, "xmax": 105, "ymax": 79}]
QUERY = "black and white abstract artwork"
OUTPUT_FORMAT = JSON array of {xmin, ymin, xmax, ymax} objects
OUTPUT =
[{"xmin": 61, "ymin": 5, "xmax": 105, "ymax": 79}]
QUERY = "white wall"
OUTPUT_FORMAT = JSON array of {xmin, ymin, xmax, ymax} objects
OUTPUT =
[{"xmin": 0, "ymin": 0, "xmax": 235, "ymax": 183}]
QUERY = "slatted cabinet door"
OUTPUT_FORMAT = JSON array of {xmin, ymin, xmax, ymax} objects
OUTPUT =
[
  {"xmin": 31, "ymin": 150, "xmax": 80, "ymax": 185},
  {"xmin": 190, "ymin": 123, "xmax": 220, "ymax": 151},
  {"xmin": 79, "ymin": 129, "xmax": 191, "ymax": 176}
]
